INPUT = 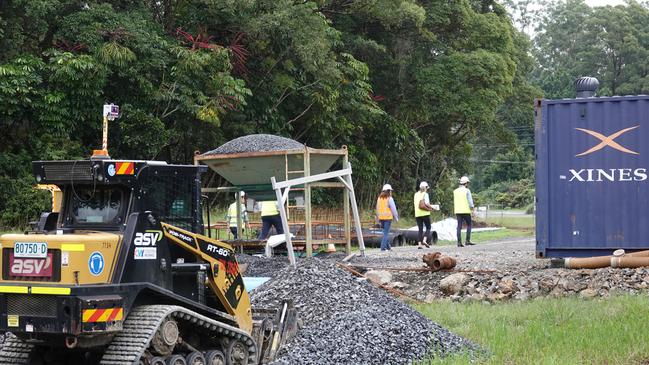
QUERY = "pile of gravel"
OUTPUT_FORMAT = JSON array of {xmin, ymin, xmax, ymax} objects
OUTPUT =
[
  {"xmin": 250, "ymin": 259, "xmax": 480, "ymax": 364},
  {"xmin": 203, "ymin": 134, "xmax": 304, "ymax": 155},
  {"xmin": 238, "ymin": 254, "xmax": 290, "ymax": 277},
  {"xmin": 239, "ymin": 252, "xmax": 349, "ymax": 277}
]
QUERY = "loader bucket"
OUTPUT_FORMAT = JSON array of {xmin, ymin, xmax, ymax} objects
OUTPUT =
[{"xmin": 251, "ymin": 301, "xmax": 299, "ymax": 364}]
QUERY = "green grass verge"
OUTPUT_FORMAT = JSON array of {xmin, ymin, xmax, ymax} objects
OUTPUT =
[
  {"xmin": 479, "ymin": 214, "xmax": 535, "ymax": 229},
  {"xmin": 435, "ymin": 228, "xmax": 533, "ymax": 246},
  {"xmin": 415, "ymin": 295, "xmax": 649, "ymax": 364}
]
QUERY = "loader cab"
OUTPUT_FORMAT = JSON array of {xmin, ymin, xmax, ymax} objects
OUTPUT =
[{"xmin": 32, "ymin": 159, "xmax": 207, "ymax": 234}]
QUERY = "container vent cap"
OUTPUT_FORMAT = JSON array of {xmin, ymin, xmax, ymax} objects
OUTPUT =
[{"xmin": 574, "ymin": 77, "xmax": 599, "ymax": 98}]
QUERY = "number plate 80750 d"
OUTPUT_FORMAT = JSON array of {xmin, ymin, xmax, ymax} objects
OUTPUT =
[{"xmin": 13, "ymin": 242, "xmax": 48, "ymax": 258}]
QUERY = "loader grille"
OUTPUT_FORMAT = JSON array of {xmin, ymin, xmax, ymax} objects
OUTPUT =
[
  {"xmin": 43, "ymin": 162, "xmax": 93, "ymax": 181},
  {"xmin": 6, "ymin": 294, "xmax": 58, "ymax": 317}
]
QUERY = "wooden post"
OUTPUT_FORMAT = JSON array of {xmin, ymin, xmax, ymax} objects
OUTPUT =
[
  {"xmin": 284, "ymin": 153, "xmax": 290, "ymax": 221},
  {"xmin": 343, "ymin": 152, "xmax": 351, "ymax": 255},
  {"xmin": 304, "ymin": 148, "xmax": 313, "ymax": 257},
  {"xmin": 235, "ymin": 190, "xmax": 242, "ymax": 241},
  {"xmin": 271, "ymin": 177, "xmax": 296, "ymax": 267}
]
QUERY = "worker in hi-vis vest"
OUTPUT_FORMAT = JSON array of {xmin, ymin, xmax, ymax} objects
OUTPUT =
[
  {"xmin": 414, "ymin": 181, "xmax": 438, "ymax": 249},
  {"xmin": 376, "ymin": 184, "xmax": 399, "ymax": 252},
  {"xmin": 453, "ymin": 176, "xmax": 476, "ymax": 247},
  {"xmin": 225, "ymin": 191, "xmax": 249, "ymax": 239},
  {"xmin": 258, "ymin": 200, "xmax": 284, "ymax": 239}
]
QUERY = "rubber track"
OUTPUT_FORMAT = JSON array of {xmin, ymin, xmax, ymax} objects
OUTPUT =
[
  {"xmin": 0, "ymin": 306, "xmax": 256, "ymax": 365},
  {"xmin": 0, "ymin": 336, "xmax": 34, "ymax": 365},
  {"xmin": 99, "ymin": 305, "xmax": 257, "ymax": 365}
]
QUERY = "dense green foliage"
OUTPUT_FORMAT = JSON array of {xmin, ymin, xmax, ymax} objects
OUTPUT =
[
  {"xmin": 0, "ymin": 0, "xmax": 533, "ymax": 228},
  {"xmin": 476, "ymin": 0, "xmax": 649, "ymax": 210},
  {"xmin": 533, "ymin": 0, "xmax": 649, "ymax": 98}
]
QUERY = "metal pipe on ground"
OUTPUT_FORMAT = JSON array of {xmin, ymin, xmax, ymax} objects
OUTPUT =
[
  {"xmin": 432, "ymin": 256, "xmax": 457, "ymax": 271},
  {"xmin": 400, "ymin": 230, "xmax": 438, "ymax": 245},
  {"xmin": 362, "ymin": 233, "xmax": 404, "ymax": 248},
  {"xmin": 611, "ymin": 256, "xmax": 649, "ymax": 268},
  {"xmin": 564, "ymin": 249, "xmax": 649, "ymax": 269},
  {"xmin": 422, "ymin": 252, "xmax": 442, "ymax": 268}
]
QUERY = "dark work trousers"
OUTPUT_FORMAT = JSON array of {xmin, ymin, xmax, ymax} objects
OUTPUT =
[
  {"xmin": 416, "ymin": 216, "xmax": 431, "ymax": 243},
  {"xmin": 229, "ymin": 227, "xmax": 245, "ymax": 239},
  {"xmin": 456, "ymin": 214, "xmax": 472, "ymax": 243},
  {"xmin": 259, "ymin": 214, "xmax": 284, "ymax": 239}
]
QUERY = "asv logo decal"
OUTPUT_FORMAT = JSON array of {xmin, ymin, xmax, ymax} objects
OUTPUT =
[
  {"xmin": 134, "ymin": 230, "xmax": 162, "ymax": 246},
  {"xmin": 11, "ymin": 256, "xmax": 52, "ymax": 276}
]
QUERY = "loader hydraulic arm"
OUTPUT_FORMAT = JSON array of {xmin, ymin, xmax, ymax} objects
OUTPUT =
[{"xmin": 160, "ymin": 222, "xmax": 252, "ymax": 333}]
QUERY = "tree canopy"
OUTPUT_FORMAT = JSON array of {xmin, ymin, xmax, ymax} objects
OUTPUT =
[{"xmin": 0, "ymin": 0, "xmax": 534, "ymax": 227}]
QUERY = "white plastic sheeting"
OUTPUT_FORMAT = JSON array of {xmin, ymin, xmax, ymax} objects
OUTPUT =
[{"xmin": 406, "ymin": 217, "xmax": 502, "ymax": 241}]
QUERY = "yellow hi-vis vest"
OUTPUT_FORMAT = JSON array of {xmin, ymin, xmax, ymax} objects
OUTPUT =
[
  {"xmin": 453, "ymin": 186, "xmax": 471, "ymax": 214},
  {"xmin": 414, "ymin": 191, "xmax": 430, "ymax": 217},
  {"xmin": 376, "ymin": 197, "xmax": 393, "ymax": 220},
  {"xmin": 227, "ymin": 202, "xmax": 246, "ymax": 227},
  {"xmin": 260, "ymin": 201, "xmax": 279, "ymax": 217}
]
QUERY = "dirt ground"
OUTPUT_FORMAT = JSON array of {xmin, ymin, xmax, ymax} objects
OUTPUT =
[
  {"xmin": 347, "ymin": 237, "xmax": 649, "ymax": 302},
  {"xmin": 351, "ymin": 237, "xmax": 541, "ymax": 271}
]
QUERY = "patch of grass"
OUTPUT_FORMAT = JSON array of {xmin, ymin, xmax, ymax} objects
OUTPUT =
[
  {"xmin": 477, "ymin": 212, "xmax": 535, "ymax": 229},
  {"xmin": 435, "ymin": 228, "xmax": 532, "ymax": 246},
  {"xmin": 415, "ymin": 295, "xmax": 649, "ymax": 364}
]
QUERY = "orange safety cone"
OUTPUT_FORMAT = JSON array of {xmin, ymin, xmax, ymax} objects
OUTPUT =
[{"xmin": 326, "ymin": 234, "xmax": 336, "ymax": 253}]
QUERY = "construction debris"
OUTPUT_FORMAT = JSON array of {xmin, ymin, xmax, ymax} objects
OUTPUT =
[
  {"xmin": 250, "ymin": 259, "xmax": 480, "ymax": 365},
  {"xmin": 423, "ymin": 252, "xmax": 457, "ymax": 271}
]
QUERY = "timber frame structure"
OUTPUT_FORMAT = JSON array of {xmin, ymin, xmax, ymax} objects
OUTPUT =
[{"xmin": 195, "ymin": 145, "xmax": 359, "ymax": 259}]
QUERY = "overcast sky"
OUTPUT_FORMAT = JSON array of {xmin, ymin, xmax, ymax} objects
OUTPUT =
[{"xmin": 584, "ymin": 0, "xmax": 626, "ymax": 6}]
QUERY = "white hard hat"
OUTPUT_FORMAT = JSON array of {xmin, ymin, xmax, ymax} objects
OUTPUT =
[
  {"xmin": 459, "ymin": 176, "xmax": 470, "ymax": 184},
  {"xmin": 382, "ymin": 184, "xmax": 393, "ymax": 191},
  {"xmin": 419, "ymin": 181, "xmax": 429, "ymax": 188},
  {"xmin": 235, "ymin": 191, "xmax": 245, "ymax": 199}
]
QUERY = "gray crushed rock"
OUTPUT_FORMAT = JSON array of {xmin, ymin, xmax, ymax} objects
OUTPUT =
[
  {"xmin": 250, "ymin": 259, "xmax": 480, "ymax": 364},
  {"xmin": 202, "ymin": 134, "xmax": 304, "ymax": 155},
  {"xmin": 238, "ymin": 254, "xmax": 289, "ymax": 277}
]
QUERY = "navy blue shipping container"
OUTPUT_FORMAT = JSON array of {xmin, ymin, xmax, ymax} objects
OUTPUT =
[{"xmin": 536, "ymin": 95, "xmax": 649, "ymax": 258}]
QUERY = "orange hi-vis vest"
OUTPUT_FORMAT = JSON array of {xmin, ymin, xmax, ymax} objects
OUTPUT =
[{"xmin": 376, "ymin": 197, "xmax": 393, "ymax": 220}]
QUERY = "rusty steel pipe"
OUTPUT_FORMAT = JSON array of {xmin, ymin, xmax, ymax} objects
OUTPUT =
[
  {"xmin": 432, "ymin": 256, "xmax": 457, "ymax": 271},
  {"xmin": 422, "ymin": 252, "xmax": 442, "ymax": 269},
  {"xmin": 564, "ymin": 249, "xmax": 649, "ymax": 269},
  {"xmin": 611, "ymin": 256, "xmax": 649, "ymax": 268}
]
